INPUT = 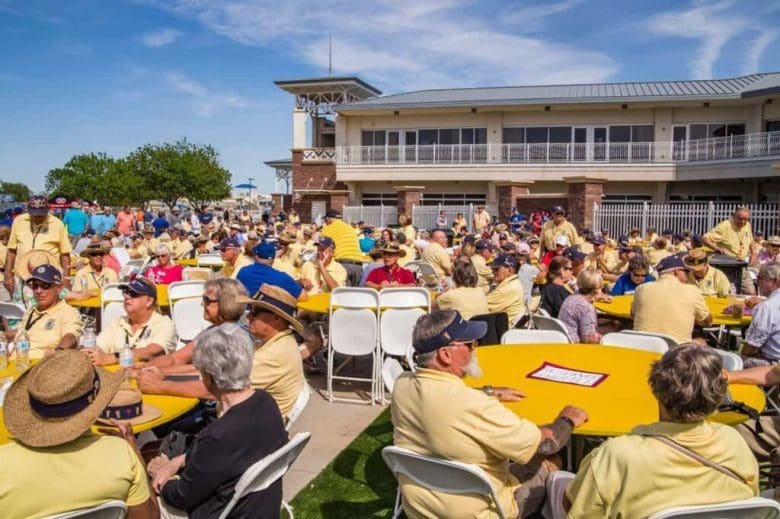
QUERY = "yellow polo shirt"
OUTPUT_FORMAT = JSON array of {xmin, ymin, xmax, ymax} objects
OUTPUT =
[
  {"xmin": 220, "ymin": 253, "xmax": 254, "ymax": 279},
  {"xmin": 687, "ymin": 266, "xmax": 731, "ymax": 297},
  {"xmin": 647, "ymin": 248, "xmax": 671, "ymax": 266},
  {"xmin": 402, "ymin": 225, "xmax": 417, "ymax": 244},
  {"xmin": 391, "ymin": 369, "xmax": 541, "ymax": 519},
  {"xmin": 472, "ymin": 211, "xmax": 491, "ymax": 232},
  {"xmin": 97, "ymin": 311, "xmax": 177, "ymax": 354},
  {"xmin": 299, "ymin": 259, "xmax": 347, "ymax": 295},
  {"xmin": 486, "ymin": 274, "xmax": 526, "ymax": 325},
  {"xmin": 398, "ymin": 244, "xmax": 415, "ymax": 266},
  {"xmin": 171, "ymin": 239, "xmax": 193, "ymax": 259},
  {"xmin": 420, "ymin": 242, "xmax": 452, "ymax": 277},
  {"xmin": 471, "ymin": 254, "xmax": 494, "ymax": 292},
  {"xmin": 566, "ymin": 421, "xmax": 758, "ymax": 518},
  {"xmin": 321, "ymin": 219, "xmax": 364, "ymax": 262},
  {"xmin": 7, "ymin": 214, "xmax": 72, "ymax": 275},
  {"xmin": 273, "ymin": 248, "xmax": 301, "ymax": 278},
  {"xmin": 19, "ymin": 299, "xmax": 83, "ymax": 359},
  {"xmin": 74, "ymin": 265, "xmax": 119, "ymax": 294},
  {"xmin": 704, "ymin": 219, "xmax": 753, "ymax": 259},
  {"xmin": 631, "ymin": 274, "xmax": 710, "ymax": 344},
  {"xmin": 541, "ymin": 220, "xmax": 579, "ymax": 251},
  {"xmin": 0, "ymin": 434, "xmax": 150, "ymax": 519},
  {"xmin": 585, "ymin": 250, "xmax": 619, "ymax": 274},
  {"xmin": 435, "ymin": 286, "xmax": 490, "ymax": 320},
  {"xmin": 128, "ymin": 245, "xmax": 148, "ymax": 260},
  {"xmin": 250, "ymin": 330, "xmax": 304, "ymax": 419}
]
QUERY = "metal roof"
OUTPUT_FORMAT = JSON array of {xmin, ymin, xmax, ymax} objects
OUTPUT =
[
  {"xmin": 335, "ymin": 73, "xmax": 780, "ymax": 112},
  {"xmin": 274, "ymin": 76, "xmax": 382, "ymax": 97}
]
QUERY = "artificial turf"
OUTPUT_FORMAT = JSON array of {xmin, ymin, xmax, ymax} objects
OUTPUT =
[{"xmin": 288, "ymin": 408, "xmax": 398, "ymax": 518}]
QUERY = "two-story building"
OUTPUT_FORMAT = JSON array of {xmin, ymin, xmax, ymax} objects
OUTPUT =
[{"xmin": 272, "ymin": 73, "xmax": 780, "ymax": 229}]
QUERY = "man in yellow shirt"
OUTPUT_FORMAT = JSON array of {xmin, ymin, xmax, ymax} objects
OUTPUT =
[
  {"xmin": 0, "ymin": 351, "xmax": 157, "ymax": 518},
  {"xmin": 471, "ymin": 239, "xmax": 496, "ymax": 293},
  {"xmin": 565, "ymin": 344, "xmax": 759, "ymax": 517},
  {"xmin": 702, "ymin": 206, "xmax": 755, "ymax": 294},
  {"xmin": 540, "ymin": 206, "xmax": 579, "ymax": 255},
  {"xmin": 321, "ymin": 209, "xmax": 364, "ymax": 286},
  {"xmin": 392, "ymin": 310, "xmax": 588, "ymax": 518},
  {"xmin": 273, "ymin": 231, "xmax": 302, "ymax": 278},
  {"xmin": 683, "ymin": 248, "xmax": 731, "ymax": 297},
  {"xmin": 584, "ymin": 235, "xmax": 618, "ymax": 277},
  {"xmin": 472, "ymin": 205, "xmax": 491, "ymax": 234},
  {"xmin": 70, "ymin": 244, "xmax": 119, "ymax": 300},
  {"xmin": 420, "ymin": 229, "xmax": 453, "ymax": 278},
  {"xmin": 216, "ymin": 236, "xmax": 254, "ymax": 279},
  {"xmin": 486, "ymin": 253, "xmax": 526, "ymax": 326},
  {"xmin": 632, "ymin": 255, "xmax": 712, "ymax": 344},
  {"xmin": 299, "ymin": 237, "xmax": 347, "ymax": 295},
  {"xmin": 8, "ymin": 265, "xmax": 82, "ymax": 359},
  {"xmin": 4, "ymin": 195, "xmax": 72, "ymax": 296}
]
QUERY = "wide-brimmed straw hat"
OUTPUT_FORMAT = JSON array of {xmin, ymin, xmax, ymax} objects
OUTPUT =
[
  {"xmin": 237, "ymin": 284, "xmax": 304, "ymax": 334},
  {"xmin": 96, "ymin": 389, "xmax": 161, "ymax": 426},
  {"xmin": 378, "ymin": 242, "xmax": 406, "ymax": 257},
  {"xmin": 17, "ymin": 249, "xmax": 59, "ymax": 281},
  {"xmin": 81, "ymin": 244, "xmax": 109, "ymax": 257},
  {"xmin": 3, "ymin": 350, "xmax": 122, "ymax": 448},
  {"xmin": 683, "ymin": 248, "xmax": 710, "ymax": 272},
  {"xmin": 763, "ymin": 236, "xmax": 780, "ymax": 247}
]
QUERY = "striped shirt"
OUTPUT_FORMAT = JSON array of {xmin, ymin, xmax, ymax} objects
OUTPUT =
[{"xmin": 321, "ymin": 219, "xmax": 364, "ymax": 262}]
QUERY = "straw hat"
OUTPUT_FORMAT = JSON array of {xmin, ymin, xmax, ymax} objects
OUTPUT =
[
  {"xmin": 237, "ymin": 284, "xmax": 303, "ymax": 334},
  {"xmin": 81, "ymin": 244, "xmax": 109, "ymax": 257},
  {"xmin": 683, "ymin": 248, "xmax": 710, "ymax": 272},
  {"xmin": 96, "ymin": 389, "xmax": 161, "ymax": 426},
  {"xmin": 17, "ymin": 249, "xmax": 59, "ymax": 281},
  {"xmin": 763, "ymin": 236, "xmax": 780, "ymax": 247},
  {"xmin": 277, "ymin": 231, "xmax": 297, "ymax": 244},
  {"xmin": 2, "ymin": 350, "xmax": 122, "ymax": 448},
  {"xmin": 378, "ymin": 242, "xmax": 407, "ymax": 258}
]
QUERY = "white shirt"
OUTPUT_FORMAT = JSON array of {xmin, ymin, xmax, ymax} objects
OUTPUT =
[{"xmin": 747, "ymin": 289, "xmax": 780, "ymax": 359}]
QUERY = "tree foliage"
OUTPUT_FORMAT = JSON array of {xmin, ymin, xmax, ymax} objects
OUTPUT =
[
  {"xmin": 45, "ymin": 140, "xmax": 232, "ymax": 209},
  {"xmin": 0, "ymin": 181, "xmax": 32, "ymax": 202}
]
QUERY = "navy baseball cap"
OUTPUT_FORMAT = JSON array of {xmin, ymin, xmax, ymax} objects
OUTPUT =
[
  {"xmin": 490, "ymin": 253, "xmax": 517, "ymax": 269},
  {"xmin": 475, "ymin": 239, "xmax": 496, "ymax": 251},
  {"xmin": 412, "ymin": 311, "xmax": 487, "ymax": 354},
  {"xmin": 215, "ymin": 236, "xmax": 241, "ymax": 250},
  {"xmin": 252, "ymin": 241, "xmax": 277, "ymax": 260},
  {"xmin": 565, "ymin": 248, "xmax": 587, "ymax": 262},
  {"xmin": 27, "ymin": 195, "xmax": 49, "ymax": 216},
  {"xmin": 325, "ymin": 210, "xmax": 341, "ymax": 219},
  {"xmin": 657, "ymin": 254, "xmax": 687, "ymax": 274},
  {"xmin": 28, "ymin": 264, "xmax": 62, "ymax": 285},
  {"xmin": 662, "ymin": 229, "xmax": 674, "ymax": 235},
  {"xmin": 590, "ymin": 235, "xmax": 605, "ymax": 246},
  {"xmin": 316, "ymin": 237, "xmax": 335, "ymax": 249},
  {"xmin": 118, "ymin": 276, "xmax": 157, "ymax": 299}
]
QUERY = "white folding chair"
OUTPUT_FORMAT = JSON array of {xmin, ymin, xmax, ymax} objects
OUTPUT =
[
  {"xmin": 382, "ymin": 357, "xmax": 405, "ymax": 395},
  {"xmin": 285, "ymin": 382, "xmax": 311, "ymax": 432},
  {"xmin": 623, "ymin": 329, "xmax": 679, "ymax": 350},
  {"xmin": 327, "ymin": 288, "xmax": 380, "ymax": 405},
  {"xmin": 647, "ymin": 497, "xmax": 780, "ymax": 518},
  {"xmin": 405, "ymin": 261, "xmax": 441, "ymax": 288},
  {"xmin": 120, "ymin": 259, "xmax": 148, "ymax": 280},
  {"xmin": 0, "ymin": 301, "xmax": 25, "ymax": 320},
  {"xmin": 501, "ymin": 329, "xmax": 570, "ymax": 345},
  {"xmin": 182, "ymin": 267, "xmax": 212, "ymax": 281},
  {"xmin": 382, "ymin": 446, "xmax": 508, "ymax": 519},
  {"xmin": 600, "ymin": 332, "xmax": 669, "ymax": 354},
  {"xmin": 713, "ymin": 348, "xmax": 743, "ymax": 371},
  {"xmin": 542, "ymin": 470, "xmax": 575, "ymax": 519},
  {"xmin": 101, "ymin": 283, "xmax": 126, "ymax": 330},
  {"xmin": 378, "ymin": 287, "xmax": 431, "ymax": 311},
  {"xmin": 43, "ymin": 500, "xmax": 127, "ymax": 519},
  {"xmin": 531, "ymin": 314, "xmax": 573, "ymax": 342},
  {"xmin": 197, "ymin": 253, "xmax": 223, "ymax": 268},
  {"xmin": 168, "ymin": 281, "xmax": 208, "ymax": 345},
  {"xmin": 217, "ymin": 432, "xmax": 311, "ymax": 519}
]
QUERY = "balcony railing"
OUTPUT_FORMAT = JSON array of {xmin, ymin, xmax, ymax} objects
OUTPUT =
[{"xmin": 336, "ymin": 130, "xmax": 780, "ymax": 166}]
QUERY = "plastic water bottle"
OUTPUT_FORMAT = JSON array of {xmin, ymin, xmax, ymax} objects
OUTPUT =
[
  {"xmin": 81, "ymin": 325, "xmax": 97, "ymax": 351},
  {"xmin": 0, "ymin": 336, "xmax": 8, "ymax": 370},
  {"xmin": 15, "ymin": 329, "xmax": 30, "ymax": 372},
  {"xmin": 119, "ymin": 343, "xmax": 134, "ymax": 388}
]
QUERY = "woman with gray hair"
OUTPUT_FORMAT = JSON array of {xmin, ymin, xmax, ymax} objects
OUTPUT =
[
  {"xmin": 433, "ymin": 261, "xmax": 489, "ymax": 320},
  {"xmin": 144, "ymin": 244, "xmax": 184, "ymax": 285},
  {"xmin": 150, "ymin": 324, "xmax": 287, "ymax": 519},
  {"xmin": 565, "ymin": 344, "xmax": 759, "ymax": 517}
]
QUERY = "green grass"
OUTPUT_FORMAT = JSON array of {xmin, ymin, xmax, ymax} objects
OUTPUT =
[{"xmin": 289, "ymin": 408, "xmax": 397, "ymax": 518}]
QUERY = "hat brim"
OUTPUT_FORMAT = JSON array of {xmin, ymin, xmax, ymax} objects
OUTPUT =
[
  {"xmin": 27, "ymin": 207, "xmax": 49, "ymax": 216},
  {"xmin": 3, "ymin": 365, "xmax": 122, "ymax": 448},
  {"xmin": 116, "ymin": 283, "xmax": 157, "ymax": 299},
  {"xmin": 682, "ymin": 257, "xmax": 708, "ymax": 272},
  {"xmin": 380, "ymin": 248, "xmax": 406, "ymax": 258},
  {"xmin": 237, "ymin": 296, "xmax": 304, "ymax": 334},
  {"xmin": 452, "ymin": 320, "xmax": 488, "ymax": 342},
  {"xmin": 17, "ymin": 249, "xmax": 60, "ymax": 281},
  {"xmin": 95, "ymin": 403, "xmax": 162, "ymax": 427}
]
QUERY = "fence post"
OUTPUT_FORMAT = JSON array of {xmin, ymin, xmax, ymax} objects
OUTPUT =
[
  {"xmin": 706, "ymin": 201, "xmax": 715, "ymax": 230},
  {"xmin": 640, "ymin": 202, "xmax": 649, "ymax": 235},
  {"xmin": 468, "ymin": 203, "xmax": 474, "ymax": 232},
  {"xmin": 593, "ymin": 203, "xmax": 599, "ymax": 232},
  {"xmin": 411, "ymin": 203, "xmax": 417, "ymax": 229},
  {"xmin": 380, "ymin": 204, "xmax": 384, "ymax": 227}
]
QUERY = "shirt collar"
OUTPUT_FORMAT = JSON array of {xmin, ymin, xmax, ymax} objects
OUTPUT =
[
  {"xmin": 632, "ymin": 420, "xmax": 712, "ymax": 440},
  {"xmin": 414, "ymin": 367, "xmax": 467, "ymax": 386},
  {"xmin": 258, "ymin": 329, "xmax": 293, "ymax": 349}
]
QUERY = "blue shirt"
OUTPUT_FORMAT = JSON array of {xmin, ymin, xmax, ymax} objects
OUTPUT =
[
  {"xmin": 746, "ymin": 289, "xmax": 780, "ymax": 359},
  {"xmin": 103, "ymin": 213, "xmax": 116, "ymax": 230},
  {"xmin": 62, "ymin": 209, "xmax": 89, "ymax": 235},
  {"xmin": 89, "ymin": 214, "xmax": 107, "ymax": 235},
  {"xmin": 152, "ymin": 217, "xmax": 169, "ymax": 237},
  {"xmin": 237, "ymin": 263, "xmax": 302, "ymax": 299},
  {"xmin": 359, "ymin": 237, "xmax": 376, "ymax": 254},
  {"xmin": 611, "ymin": 272, "xmax": 656, "ymax": 295}
]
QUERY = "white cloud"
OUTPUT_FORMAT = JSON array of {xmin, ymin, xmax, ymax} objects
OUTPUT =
[
  {"xmin": 141, "ymin": 0, "xmax": 617, "ymax": 90},
  {"xmin": 165, "ymin": 71, "xmax": 250, "ymax": 116},
  {"xmin": 140, "ymin": 28, "xmax": 182, "ymax": 47},
  {"xmin": 646, "ymin": 1, "xmax": 777, "ymax": 79}
]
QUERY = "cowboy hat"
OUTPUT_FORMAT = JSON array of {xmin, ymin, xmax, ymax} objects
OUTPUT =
[
  {"xmin": 96, "ymin": 389, "xmax": 161, "ymax": 426},
  {"xmin": 683, "ymin": 248, "xmax": 710, "ymax": 272},
  {"xmin": 81, "ymin": 244, "xmax": 109, "ymax": 257},
  {"xmin": 763, "ymin": 236, "xmax": 780, "ymax": 247},
  {"xmin": 237, "ymin": 284, "xmax": 304, "ymax": 334},
  {"xmin": 16, "ymin": 249, "xmax": 59, "ymax": 281},
  {"xmin": 3, "ymin": 350, "xmax": 122, "ymax": 448},
  {"xmin": 378, "ymin": 242, "xmax": 407, "ymax": 258}
]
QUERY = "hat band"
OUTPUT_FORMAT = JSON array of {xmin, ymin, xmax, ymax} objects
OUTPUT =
[
  {"xmin": 29, "ymin": 371, "xmax": 100, "ymax": 419},
  {"xmin": 254, "ymin": 293, "xmax": 296, "ymax": 316},
  {"xmin": 101, "ymin": 402, "xmax": 142, "ymax": 421}
]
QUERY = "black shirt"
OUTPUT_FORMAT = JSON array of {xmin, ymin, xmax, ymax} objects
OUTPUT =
[
  {"xmin": 161, "ymin": 390, "xmax": 287, "ymax": 519},
  {"xmin": 540, "ymin": 283, "xmax": 571, "ymax": 318}
]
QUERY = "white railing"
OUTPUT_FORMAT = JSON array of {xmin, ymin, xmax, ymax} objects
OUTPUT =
[
  {"xmin": 336, "ymin": 130, "xmax": 780, "ymax": 166},
  {"xmin": 343, "ymin": 205, "xmax": 398, "ymax": 228},
  {"xmin": 412, "ymin": 204, "xmax": 497, "ymax": 232},
  {"xmin": 593, "ymin": 202, "xmax": 779, "ymax": 237}
]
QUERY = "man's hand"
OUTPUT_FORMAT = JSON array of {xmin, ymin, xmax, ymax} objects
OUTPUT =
[
  {"xmin": 3, "ymin": 274, "xmax": 14, "ymax": 296},
  {"xmin": 97, "ymin": 419, "xmax": 138, "ymax": 448},
  {"xmin": 300, "ymin": 278, "xmax": 313, "ymax": 290},
  {"xmin": 492, "ymin": 386, "xmax": 527, "ymax": 402},
  {"xmin": 84, "ymin": 348, "xmax": 117, "ymax": 366},
  {"xmin": 136, "ymin": 366, "xmax": 165, "ymax": 394},
  {"xmin": 151, "ymin": 456, "xmax": 183, "ymax": 494},
  {"xmin": 745, "ymin": 296, "xmax": 765, "ymax": 309},
  {"xmin": 559, "ymin": 405, "xmax": 588, "ymax": 427},
  {"xmin": 147, "ymin": 453, "xmax": 171, "ymax": 478}
]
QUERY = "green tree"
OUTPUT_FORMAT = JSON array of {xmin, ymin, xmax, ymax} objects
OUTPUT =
[
  {"xmin": 45, "ymin": 153, "xmax": 117, "ymax": 204},
  {"xmin": 0, "ymin": 181, "xmax": 31, "ymax": 202}
]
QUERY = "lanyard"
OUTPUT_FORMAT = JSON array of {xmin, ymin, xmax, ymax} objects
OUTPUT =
[
  {"xmin": 124, "ymin": 325, "xmax": 149, "ymax": 349},
  {"xmin": 30, "ymin": 219, "xmax": 46, "ymax": 249},
  {"xmin": 24, "ymin": 311, "xmax": 47, "ymax": 331},
  {"xmin": 90, "ymin": 272, "xmax": 103, "ymax": 289}
]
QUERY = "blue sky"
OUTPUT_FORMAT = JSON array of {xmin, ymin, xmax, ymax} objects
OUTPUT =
[{"xmin": 1, "ymin": 0, "xmax": 779, "ymax": 194}]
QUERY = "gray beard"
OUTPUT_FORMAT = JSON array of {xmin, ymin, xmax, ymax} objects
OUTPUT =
[{"xmin": 465, "ymin": 354, "xmax": 483, "ymax": 379}]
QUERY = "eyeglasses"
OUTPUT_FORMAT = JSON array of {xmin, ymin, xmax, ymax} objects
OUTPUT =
[
  {"xmin": 122, "ymin": 290, "xmax": 144, "ymax": 299},
  {"xmin": 202, "ymin": 296, "xmax": 219, "ymax": 305},
  {"xmin": 27, "ymin": 281, "xmax": 53, "ymax": 290},
  {"xmin": 563, "ymin": 266, "xmax": 573, "ymax": 271},
  {"xmin": 686, "ymin": 258, "xmax": 706, "ymax": 265},
  {"xmin": 447, "ymin": 340, "xmax": 476, "ymax": 351},
  {"xmin": 158, "ymin": 254, "xmax": 169, "ymax": 258},
  {"xmin": 247, "ymin": 306, "xmax": 271, "ymax": 317},
  {"xmin": 630, "ymin": 271, "xmax": 647, "ymax": 277}
]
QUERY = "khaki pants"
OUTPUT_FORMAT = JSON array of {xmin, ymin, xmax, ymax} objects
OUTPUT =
[{"xmin": 511, "ymin": 455, "xmax": 559, "ymax": 518}]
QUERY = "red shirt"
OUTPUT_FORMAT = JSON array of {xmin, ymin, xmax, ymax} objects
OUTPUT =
[
  {"xmin": 366, "ymin": 264, "xmax": 416, "ymax": 286},
  {"xmin": 144, "ymin": 264, "xmax": 184, "ymax": 285},
  {"xmin": 541, "ymin": 250, "xmax": 562, "ymax": 267},
  {"xmin": 116, "ymin": 211, "xmax": 136, "ymax": 235}
]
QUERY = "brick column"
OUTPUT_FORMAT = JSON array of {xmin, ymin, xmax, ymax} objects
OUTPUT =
[
  {"xmin": 394, "ymin": 185, "xmax": 425, "ymax": 221},
  {"xmin": 328, "ymin": 190, "xmax": 350, "ymax": 215},
  {"xmin": 564, "ymin": 176, "xmax": 606, "ymax": 232},
  {"xmin": 270, "ymin": 193, "xmax": 291, "ymax": 216},
  {"xmin": 496, "ymin": 181, "xmax": 533, "ymax": 221}
]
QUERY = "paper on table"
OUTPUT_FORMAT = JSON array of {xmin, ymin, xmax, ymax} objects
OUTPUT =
[{"xmin": 527, "ymin": 362, "xmax": 608, "ymax": 388}]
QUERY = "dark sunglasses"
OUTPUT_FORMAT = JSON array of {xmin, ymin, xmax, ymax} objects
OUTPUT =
[
  {"xmin": 122, "ymin": 290, "xmax": 144, "ymax": 299},
  {"xmin": 27, "ymin": 281, "xmax": 53, "ymax": 290},
  {"xmin": 247, "ymin": 305, "xmax": 271, "ymax": 317},
  {"xmin": 202, "ymin": 296, "xmax": 219, "ymax": 305}
]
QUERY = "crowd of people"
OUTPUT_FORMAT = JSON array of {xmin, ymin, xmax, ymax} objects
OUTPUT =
[{"xmin": 0, "ymin": 195, "xmax": 778, "ymax": 518}]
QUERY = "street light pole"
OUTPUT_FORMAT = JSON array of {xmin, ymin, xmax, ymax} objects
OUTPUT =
[{"xmin": 248, "ymin": 177, "xmax": 255, "ymax": 208}]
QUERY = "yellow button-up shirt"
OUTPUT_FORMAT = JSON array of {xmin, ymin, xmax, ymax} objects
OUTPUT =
[
  {"xmin": 435, "ymin": 286, "xmax": 490, "ymax": 320},
  {"xmin": 687, "ymin": 266, "xmax": 731, "ymax": 298},
  {"xmin": 7, "ymin": 214, "xmax": 72, "ymax": 275},
  {"xmin": 96, "ymin": 311, "xmax": 177, "ymax": 354},
  {"xmin": 540, "ymin": 220, "xmax": 579, "ymax": 251},
  {"xmin": 299, "ymin": 259, "xmax": 347, "ymax": 295},
  {"xmin": 220, "ymin": 253, "xmax": 254, "ymax": 279},
  {"xmin": 704, "ymin": 219, "xmax": 753, "ymax": 259},
  {"xmin": 472, "ymin": 210, "xmax": 492, "ymax": 232},
  {"xmin": 632, "ymin": 274, "xmax": 710, "ymax": 344},
  {"xmin": 486, "ymin": 274, "xmax": 526, "ymax": 325},
  {"xmin": 19, "ymin": 299, "xmax": 83, "ymax": 359},
  {"xmin": 74, "ymin": 265, "xmax": 119, "ymax": 294},
  {"xmin": 391, "ymin": 369, "xmax": 541, "ymax": 519},
  {"xmin": 250, "ymin": 330, "xmax": 305, "ymax": 419},
  {"xmin": 420, "ymin": 242, "xmax": 452, "ymax": 278},
  {"xmin": 471, "ymin": 253, "xmax": 494, "ymax": 292}
]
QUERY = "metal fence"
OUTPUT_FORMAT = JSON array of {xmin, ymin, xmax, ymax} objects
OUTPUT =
[
  {"xmin": 412, "ymin": 204, "xmax": 497, "ymax": 232},
  {"xmin": 342, "ymin": 205, "xmax": 399, "ymax": 228},
  {"xmin": 593, "ymin": 202, "xmax": 779, "ymax": 237}
]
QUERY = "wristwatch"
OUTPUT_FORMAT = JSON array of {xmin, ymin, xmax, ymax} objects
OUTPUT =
[
  {"xmin": 559, "ymin": 415, "xmax": 576, "ymax": 429},
  {"xmin": 482, "ymin": 385, "xmax": 494, "ymax": 397}
]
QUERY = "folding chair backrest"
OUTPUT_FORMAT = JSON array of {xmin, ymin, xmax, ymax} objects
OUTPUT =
[
  {"xmin": 713, "ymin": 349, "xmax": 744, "ymax": 371},
  {"xmin": 382, "ymin": 446, "xmax": 507, "ymax": 519},
  {"xmin": 183, "ymin": 267, "xmax": 211, "ymax": 281},
  {"xmin": 600, "ymin": 332, "xmax": 668, "ymax": 354},
  {"xmin": 470, "ymin": 312, "xmax": 509, "ymax": 346},
  {"xmin": 168, "ymin": 281, "xmax": 207, "ymax": 343},
  {"xmin": 101, "ymin": 283, "xmax": 126, "ymax": 330},
  {"xmin": 120, "ymin": 259, "xmax": 147, "ymax": 280},
  {"xmin": 406, "ymin": 261, "xmax": 440, "ymax": 287},
  {"xmin": 380, "ymin": 307, "xmax": 426, "ymax": 357},
  {"xmin": 531, "ymin": 315, "xmax": 573, "ymax": 341},
  {"xmin": 330, "ymin": 287, "xmax": 380, "ymax": 309},
  {"xmin": 43, "ymin": 500, "xmax": 128, "ymax": 519},
  {"xmin": 168, "ymin": 280, "xmax": 206, "ymax": 301},
  {"xmin": 197, "ymin": 253, "xmax": 223, "ymax": 267},
  {"xmin": 501, "ymin": 329, "xmax": 570, "ymax": 345},
  {"xmin": 647, "ymin": 497, "xmax": 780, "ymax": 518},
  {"xmin": 285, "ymin": 382, "xmax": 311, "ymax": 431},
  {"xmin": 382, "ymin": 357, "xmax": 405, "ymax": 395},
  {"xmin": 217, "ymin": 432, "xmax": 312, "ymax": 519},
  {"xmin": 0, "ymin": 302, "xmax": 25, "ymax": 320},
  {"xmin": 623, "ymin": 329, "xmax": 679, "ymax": 350},
  {"xmin": 378, "ymin": 287, "xmax": 431, "ymax": 310},
  {"xmin": 330, "ymin": 308, "xmax": 378, "ymax": 356}
]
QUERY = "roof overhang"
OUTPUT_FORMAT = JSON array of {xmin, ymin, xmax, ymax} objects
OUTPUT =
[{"xmin": 274, "ymin": 76, "xmax": 381, "ymax": 100}]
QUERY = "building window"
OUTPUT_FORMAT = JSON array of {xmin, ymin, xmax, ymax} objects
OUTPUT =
[
  {"xmin": 419, "ymin": 193, "xmax": 486, "ymax": 206},
  {"xmin": 361, "ymin": 131, "xmax": 386, "ymax": 146},
  {"xmin": 668, "ymin": 194, "xmax": 744, "ymax": 202},
  {"xmin": 687, "ymin": 123, "xmax": 745, "ymax": 140},
  {"xmin": 415, "ymin": 128, "xmax": 487, "ymax": 146},
  {"xmin": 602, "ymin": 194, "xmax": 653, "ymax": 202},
  {"xmin": 361, "ymin": 193, "xmax": 398, "ymax": 206},
  {"xmin": 767, "ymin": 121, "xmax": 780, "ymax": 133}
]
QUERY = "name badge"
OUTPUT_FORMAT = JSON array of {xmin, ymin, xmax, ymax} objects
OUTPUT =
[
  {"xmin": 45, "ymin": 319, "xmax": 55, "ymax": 330},
  {"xmin": 142, "ymin": 329, "xmax": 151, "ymax": 340}
]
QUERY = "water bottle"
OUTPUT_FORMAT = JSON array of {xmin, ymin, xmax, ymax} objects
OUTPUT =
[
  {"xmin": 119, "ymin": 343, "xmax": 135, "ymax": 388},
  {"xmin": 0, "ymin": 336, "xmax": 8, "ymax": 370},
  {"xmin": 81, "ymin": 325, "xmax": 97, "ymax": 351},
  {"xmin": 15, "ymin": 329, "xmax": 30, "ymax": 372}
]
